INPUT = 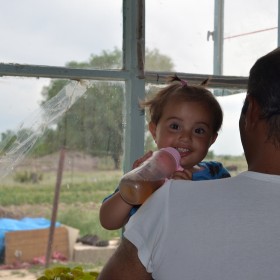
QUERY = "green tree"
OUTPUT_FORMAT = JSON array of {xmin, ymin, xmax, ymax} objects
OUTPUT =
[
  {"xmin": 38, "ymin": 48, "xmax": 174, "ymax": 169},
  {"xmin": 145, "ymin": 48, "xmax": 174, "ymax": 71}
]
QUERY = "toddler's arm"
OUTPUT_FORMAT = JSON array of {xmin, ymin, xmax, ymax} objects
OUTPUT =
[
  {"xmin": 99, "ymin": 151, "xmax": 154, "ymax": 230},
  {"xmin": 99, "ymin": 192, "xmax": 133, "ymax": 230}
]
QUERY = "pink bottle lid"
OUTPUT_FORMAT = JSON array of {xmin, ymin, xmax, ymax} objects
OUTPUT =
[{"xmin": 160, "ymin": 147, "xmax": 183, "ymax": 171}]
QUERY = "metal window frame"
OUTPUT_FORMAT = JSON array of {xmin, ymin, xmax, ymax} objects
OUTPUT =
[{"xmin": 0, "ymin": 0, "xmax": 278, "ymax": 172}]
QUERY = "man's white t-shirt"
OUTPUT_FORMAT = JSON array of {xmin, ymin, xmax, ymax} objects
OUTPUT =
[{"xmin": 124, "ymin": 171, "xmax": 280, "ymax": 280}]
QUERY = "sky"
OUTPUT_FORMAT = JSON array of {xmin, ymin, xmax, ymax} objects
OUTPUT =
[{"xmin": 0, "ymin": 0, "xmax": 278, "ymax": 156}]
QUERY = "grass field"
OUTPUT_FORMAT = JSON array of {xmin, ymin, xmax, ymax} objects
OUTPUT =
[{"xmin": 0, "ymin": 169, "xmax": 123, "ymax": 241}]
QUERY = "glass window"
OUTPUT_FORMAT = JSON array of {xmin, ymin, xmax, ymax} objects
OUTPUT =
[
  {"xmin": 0, "ymin": 78, "xmax": 125, "ymax": 173},
  {"xmin": 224, "ymin": 0, "xmax": 278, "ymax": 76},
  {"xmin": 0, "ymin": 77, "xmax": 125, "ymax": 240},
  {"xmin": 214, "ymin": 92, "xmax": 245, "ymax": 156},
  {"xmin": 146, "ymin": 0, "xmax": 214, "ymax": 74},
  {"xmin": 0, "ymin": 0, "xmax": 122, "ymax": 69},
  {"xmin": 0, "ymin": 77, "xmax": 48, "ymax": 132},
  {"xmin": 146, "ymin": 0, "xmax": 278, "ymax": 77}
]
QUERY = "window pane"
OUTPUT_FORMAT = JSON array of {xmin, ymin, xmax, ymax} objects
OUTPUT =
[
  {"xmin": 146, "ymin": 0, "xmax": 278, "ymax": 77},
  {"xmin": 214, "ymin": 92, "xmax": 245, "ymax": 157},
  {"xmin": 0, "ymin": 0, "xmax": 122, "ymax": 69},
  {"xmin": 0, "ymin": 77, "xmax": 47, "ymax": 133},
  {"xmin": 0, "ymin": 77, "xmax": 125, "ymax": 240},
  {"xmin": 224, "ymin": 0, "xmax": 278, "ymax": 76},
  {"xmin": 146, "ymin": 0, "xmax": 214, "ymax": 74}
]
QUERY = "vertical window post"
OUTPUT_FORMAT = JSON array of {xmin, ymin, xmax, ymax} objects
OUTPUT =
[{"xmin": 123, "ymin": 0, "xmax": 146, "ymax": 173}]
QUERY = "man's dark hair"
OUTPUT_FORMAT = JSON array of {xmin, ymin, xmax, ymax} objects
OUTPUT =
[{"xmin": 245, "ymin": 47, "xmax": 280, "ymax": 146}]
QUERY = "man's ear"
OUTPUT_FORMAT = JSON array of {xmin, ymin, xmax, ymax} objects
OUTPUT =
[
  {"xmin": 246, "ymin": 95, "xmax": 261, "ymax": 127},
  {"xmin": 148, "ymin": 122, "xmax": 157, "ymax": 141}
]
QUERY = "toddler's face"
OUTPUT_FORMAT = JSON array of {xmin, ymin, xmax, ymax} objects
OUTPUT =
[{"xmin": 149, "ymin": 100, "xmax": 217, "ymax": 170}]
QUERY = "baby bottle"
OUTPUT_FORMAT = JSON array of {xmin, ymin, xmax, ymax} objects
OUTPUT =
[{"xmin": 119, "ymin": 147, "xmax": 181, "ymax": 205}]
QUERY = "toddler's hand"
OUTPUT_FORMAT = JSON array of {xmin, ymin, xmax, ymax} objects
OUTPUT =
[
  {"xmin": 132, "ymin": 151, "xmax": 153, "ymax": 169},
  {"xmin": 171, "ymin": 169, "xmax": 192, "ymax": 180}
]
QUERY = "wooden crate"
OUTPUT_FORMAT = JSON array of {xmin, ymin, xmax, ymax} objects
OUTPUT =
[{"xmin": 5, "ymin": 226, "xmax": 69, "ymax": 264}]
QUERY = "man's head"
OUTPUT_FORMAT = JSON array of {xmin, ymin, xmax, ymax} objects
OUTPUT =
[
  {"xmin": 240, "ymin": 48, "xmax": 280, "ymax": 171},
  {"xmin": 241, "ymin": 48, "xmax": 280, "ymax": 147}
]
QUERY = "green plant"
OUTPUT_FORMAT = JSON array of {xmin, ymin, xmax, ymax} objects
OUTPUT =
[
  {"xmin": 37, "ymin": 266, "xmax": 99, "ymax": 280},
  {"xmin": 13, "ymin": 170, "xmax": 43, "ymax": 183},
  {"xmin": 57, "ymin": 206, "xmax": 121, "ymax": 238}
]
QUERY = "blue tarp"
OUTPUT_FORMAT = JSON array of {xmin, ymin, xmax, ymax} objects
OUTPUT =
[{"xmin": 0, "ymin": 217, "xmax": 60, "ymax": 261}]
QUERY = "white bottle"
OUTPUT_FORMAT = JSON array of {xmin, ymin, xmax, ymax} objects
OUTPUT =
[{"xmin": 119, "ymin": 147, "xmax": 181, "ymax": 205}]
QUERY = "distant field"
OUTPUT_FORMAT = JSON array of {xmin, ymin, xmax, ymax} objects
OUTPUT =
[
  {"xmin": 0, "ymin": 168, "xmax": 123, "ymax": 241},
  {"xmin": 210, "ymin": 154, "xmax": 247, "ymax": 176}
]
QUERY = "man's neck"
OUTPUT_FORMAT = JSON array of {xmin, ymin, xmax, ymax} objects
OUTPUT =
[{"xmin": 248, "ymin": 146, "xmax": 280, "ymax": 175}]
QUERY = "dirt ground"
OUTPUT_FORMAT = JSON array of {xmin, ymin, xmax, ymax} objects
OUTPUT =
[
  {"xmin": 16, "ymin": 150, "xmax": 100, "ymax": 173},
  {"xmin": 0, "ymin": 269, "xmax": 38, "ymax": 280}
]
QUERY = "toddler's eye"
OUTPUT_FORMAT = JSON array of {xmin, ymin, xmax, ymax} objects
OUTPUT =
[
  {"xmin": 170, "ymin": 123, "xmax": 180, "ymax": 130},
  {"xmin": 194, "ymin": 128, "xmax": 205, "ymax": 134}
]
